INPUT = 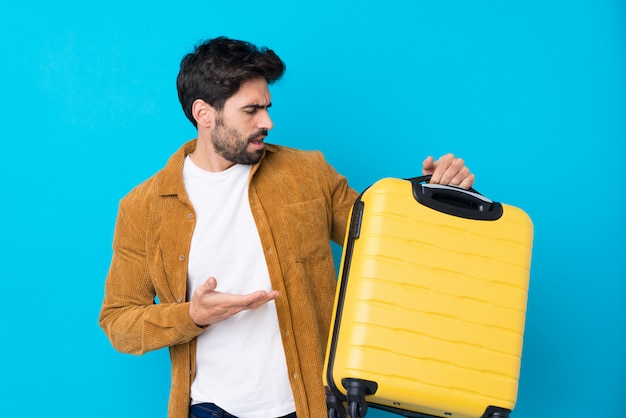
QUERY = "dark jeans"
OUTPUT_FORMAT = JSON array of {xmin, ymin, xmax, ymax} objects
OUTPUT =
[{"xmin": 190, "ymin": 403, "xmax": 297, "ymax": 418}]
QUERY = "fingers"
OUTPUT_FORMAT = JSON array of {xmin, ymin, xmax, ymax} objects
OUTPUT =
[
  {"xmin": 189, "ymin": 279, "xmax": 279, "ymax": 327},
  {"xmin": 429, "ymin": 153, "xmax": 462, "ymax": 184},
  {"xmin": 427, "ymin": 153, "xmax": 475, "ymax": 189},
  {"xmin": 458, "ymin": 173, "xmax": 476, "ymax": 189},
  {"xmin": 239, "ymin": 289, "xmax": 279, "ymax": 310}
]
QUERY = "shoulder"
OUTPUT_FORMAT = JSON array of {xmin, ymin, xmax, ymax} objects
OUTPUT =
[
  {"xmin": 255, "ymin": 143, "xmax": 354, "ymax": 201},
  {"xmin": 117, "ymin": 170, "xmax": 164, "ymax": 217},
  {"xmin": 117, "ymin": 140, "xmax": 192, "ymax": 213},
  {"xmin": 262, "ymin": 143, "xmax": 330, "ymax": 170}
]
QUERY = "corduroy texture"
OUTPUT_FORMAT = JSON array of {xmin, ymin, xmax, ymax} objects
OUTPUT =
[{"xmin": 99, "ymin": 139, "xmax": 358, "ymax": 418}]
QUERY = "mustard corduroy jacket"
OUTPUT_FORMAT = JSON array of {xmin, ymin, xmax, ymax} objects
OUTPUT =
[{"xmin": 99, "ymin": 139, "xmax": 358, "ymax": 417}]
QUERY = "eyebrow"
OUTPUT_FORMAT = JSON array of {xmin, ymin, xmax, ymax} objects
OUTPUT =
[{"xmin": 241, "ymin": 102, "xmax": 272, "ymax": 111}]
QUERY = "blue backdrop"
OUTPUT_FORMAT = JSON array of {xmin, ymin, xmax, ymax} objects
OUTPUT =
[{"xmin": 1, "ymin": 1, "xmax": 624, "ymax": 417}]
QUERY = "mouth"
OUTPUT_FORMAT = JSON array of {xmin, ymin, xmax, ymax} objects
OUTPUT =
[
  {"xmin": 248, "ymin": 140, "xmax": 263, "ymax": 154},
  {"xmin": 248, "ymin": 131, "xmax": 267, "ymax": 150}
]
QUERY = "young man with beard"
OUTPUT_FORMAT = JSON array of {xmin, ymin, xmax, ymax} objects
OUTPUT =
[{"xmin": 99, "ymin": 36, "xmax": 475, "ymax": 418}]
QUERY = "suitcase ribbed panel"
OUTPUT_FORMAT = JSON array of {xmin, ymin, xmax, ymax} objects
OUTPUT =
[{"xmin": 325, "ymin": 178, "xmax": 533, "ymax": 418}]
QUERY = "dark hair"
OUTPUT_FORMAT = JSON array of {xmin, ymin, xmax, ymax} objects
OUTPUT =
[{"xmin": 176, "ymin": 36, "xmax": 286, "ymax": 127}]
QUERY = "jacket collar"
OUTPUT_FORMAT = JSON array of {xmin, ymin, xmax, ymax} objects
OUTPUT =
[{"xmin": 158, "ymin": 139, "xmax": 277, "ymax": 197}]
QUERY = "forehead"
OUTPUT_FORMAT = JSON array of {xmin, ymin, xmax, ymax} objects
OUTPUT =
[{"xmin": 225, "ymin": 77, "xmax": 271, "ymax": 108}]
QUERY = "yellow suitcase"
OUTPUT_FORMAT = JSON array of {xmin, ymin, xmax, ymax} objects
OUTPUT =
[{"xmin": 324, "ymin": 176, "xmax": 534, "ymax": 418}]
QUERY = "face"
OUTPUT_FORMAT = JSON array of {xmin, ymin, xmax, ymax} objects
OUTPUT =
[{"xmin": 211, "ymin": 77, "xmax": 274, "ymax": 165}]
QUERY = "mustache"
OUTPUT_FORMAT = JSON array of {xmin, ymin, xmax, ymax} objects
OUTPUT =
[{"xmin": 248, "ymin": 130, "xmax": 268, "ymax": 142}]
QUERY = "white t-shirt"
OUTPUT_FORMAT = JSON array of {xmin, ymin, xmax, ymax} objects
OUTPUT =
[{"xmin": 183, "ymin": 156, "xmax": 295, "ymax": 418}]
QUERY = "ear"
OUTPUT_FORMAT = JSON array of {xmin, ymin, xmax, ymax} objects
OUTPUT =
[{"xmin": 192, "ymin": 99, "xmax": 216, "ymax": 128}]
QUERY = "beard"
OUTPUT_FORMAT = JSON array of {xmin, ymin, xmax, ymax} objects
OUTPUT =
[{"xmin": 211, "ymin": 115, "xmax": 267, "ymax": 165}]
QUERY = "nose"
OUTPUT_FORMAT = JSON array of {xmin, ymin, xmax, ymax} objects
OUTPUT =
[{"xmin": 258, "ymin": 110, "xmax": 274, "ymax": 131}]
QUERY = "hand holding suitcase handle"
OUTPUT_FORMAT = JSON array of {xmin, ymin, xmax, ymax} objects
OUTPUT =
[{"xmin": 408, "ymin": 175, "xmax": 504, "ymax": 221}]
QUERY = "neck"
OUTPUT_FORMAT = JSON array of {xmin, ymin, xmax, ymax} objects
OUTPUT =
[{"xmin": 189, "ymin": 136, "xmax": 234, "ymax": 172}]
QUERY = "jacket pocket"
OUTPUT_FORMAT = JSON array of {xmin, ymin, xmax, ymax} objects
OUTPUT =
[{"xmin": 279, "ymin": 198, "xmax": 330, "ymax": 262}]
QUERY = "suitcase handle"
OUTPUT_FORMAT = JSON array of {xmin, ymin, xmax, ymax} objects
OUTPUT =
[{"xmin": 408, "ymin": 175, "xmax": 503, "ymax": 220}]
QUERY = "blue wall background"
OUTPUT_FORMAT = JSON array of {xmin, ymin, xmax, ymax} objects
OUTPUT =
[{"xmin": 1, "ymin": 1, "xmax": 624, "ymax": 417}]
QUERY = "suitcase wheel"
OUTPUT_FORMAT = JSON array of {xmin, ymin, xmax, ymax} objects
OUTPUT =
[
  {"xmin": 341, "ymin": 378, "xmax": 378, "ymax": 418},
  {"xmin": 326, "ymin": 388, "xmax": 346, "ymax": 418},
  {"xmin": 348, "ymin": 400, "xmax": 363, "ymax": 418},
  {"xmin": 483, "ymin": 406, "xmax": 511, "ymax": 418},
  {"xmin": 328, "ymin": 406, "xmax": 344, "ymax": 418}
]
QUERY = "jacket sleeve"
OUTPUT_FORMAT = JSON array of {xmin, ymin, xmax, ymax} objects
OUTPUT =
[
  {"xmin": 314, "ymin": 152, "xmax": 359, "ymax": 245},
  {"xmin": 98, "ymin": 197, "xmax": 205, "ymax": 355}
]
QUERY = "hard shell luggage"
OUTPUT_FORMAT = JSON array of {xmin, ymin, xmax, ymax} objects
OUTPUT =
[{"xmin": 323, "ymin": 176, "xmax": 534, "ymax": 418}]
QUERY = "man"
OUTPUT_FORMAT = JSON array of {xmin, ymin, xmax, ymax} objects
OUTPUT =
[{"xmin": 99, "ymin": 36, "xmax": 475, "ymax": 418}]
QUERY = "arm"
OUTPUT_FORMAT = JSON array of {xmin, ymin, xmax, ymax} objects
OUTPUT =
[
  {"xmin": 315, "ymin": 152, "xmax": 360, "ymax": 245},
  {"xmin": 99, "ymin": 195, "xmax": 282, "ymax": 352},
  {"xmin": 98, "ymin": 200, "xmax": 204, "ymax": 355}
]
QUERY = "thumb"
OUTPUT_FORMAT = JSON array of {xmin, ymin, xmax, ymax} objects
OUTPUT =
[
  {"xmin": 422, "ymin": 156, "xmax": 435, "ymax": 175},
  {"xmin": 205, "ymin": 277, "xmax": 218, "ymax": 291}
]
